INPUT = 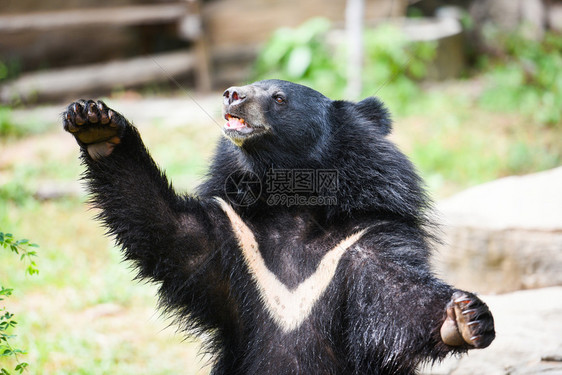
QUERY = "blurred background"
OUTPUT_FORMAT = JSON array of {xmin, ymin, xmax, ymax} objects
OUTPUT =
[{"xmin": 1, "ymin": 0, "xmax": 561, "ymax": 374}]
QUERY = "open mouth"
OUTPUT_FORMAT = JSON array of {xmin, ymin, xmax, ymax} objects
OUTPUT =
[
  {"xmin": 224, "ymin": 114, "xmax": 267, "ymax": 140},
  {"xmin": 224, "ymin": 114, "xmax": 253, "ymax": 134}
]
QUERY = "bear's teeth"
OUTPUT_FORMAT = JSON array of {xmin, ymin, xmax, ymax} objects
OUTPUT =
[{"xmin": 225, "ymin": 116, "xmax": 248, "ymax": 130}]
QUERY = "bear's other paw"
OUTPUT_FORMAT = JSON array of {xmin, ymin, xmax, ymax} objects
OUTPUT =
[
  {"xmin": 63, "ymin": 100, "xmax": 126, "ymax": 159},
  {"xmin": 440, "ymin": 291, "xmax": 495, "ymax": 349}
]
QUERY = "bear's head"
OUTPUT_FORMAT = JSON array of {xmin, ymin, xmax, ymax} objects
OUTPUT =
[
  {"xmin": 223, "ymin": 80, "xmax": 330, "ymax": 149},
  {"xmin": 222, "ymin": 80, "xmax": 391, "ymax": 163}
]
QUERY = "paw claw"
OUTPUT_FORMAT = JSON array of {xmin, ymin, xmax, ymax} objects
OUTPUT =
[
  {"xmin": 64, "ymin": 119, "xmax": 79, "ymax": 133},
  {"xmin": 462, "ymin": 309, "xmax": 477, "ymax": 317},
  {"xmin": 454, "ymin": 297, "xmax": 471, "ymax": 304},
  {"xmin": 98, "ymin": 102, "xmax": 110, "ymax": 124},
  {"xmin": 87, "ymin": 102, "xmax": 99, "ymax": 123},
  {"xmin": 73, "ymin": 103, "xmax": 86, "ymax": 125},
  {"xmin": 108, "ymin": 110, "xmax": 118, "ymax": 127}
]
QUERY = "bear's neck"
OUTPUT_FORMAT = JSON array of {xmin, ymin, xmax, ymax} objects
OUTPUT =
[{"xmin": 199, "ymin": 136, "xmax": 431, "ymax": 229}]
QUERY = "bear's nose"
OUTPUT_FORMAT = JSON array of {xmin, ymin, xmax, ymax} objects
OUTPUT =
[{"xmin": 223, "ymin": 87, "xmax": 247, "ymax": 106}]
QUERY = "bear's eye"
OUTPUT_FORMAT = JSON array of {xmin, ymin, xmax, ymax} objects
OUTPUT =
[{"xmin": 273, "ymin": 94, "xmax": 286, "ymax": 105}]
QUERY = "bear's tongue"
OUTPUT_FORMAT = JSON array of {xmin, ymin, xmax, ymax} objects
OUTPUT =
[{"xmin": 225, "ymin": 116, "xmax": 251, "ymax": 133}]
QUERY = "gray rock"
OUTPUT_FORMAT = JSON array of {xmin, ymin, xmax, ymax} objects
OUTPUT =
[
  {"xmin": 433, "ymin": 168, "xmax": 562, "ymax": 294},
  {"xmin": 437, "ymin": 167, "xmax": 562, "ymax": 231}
]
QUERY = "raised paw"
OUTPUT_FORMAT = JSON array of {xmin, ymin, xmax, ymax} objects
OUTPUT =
[
  {"xmin": 62, "ymin": 100, "xmax": 126, "ymax": 159},
  {"xmin": 440, "ymin": 291, "xmax": 495, "ymax": 349}
]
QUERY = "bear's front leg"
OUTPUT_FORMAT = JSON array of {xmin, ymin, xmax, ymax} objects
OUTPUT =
[
  {"xmin": 62, "ymin": 99, "xmax": 236, "ymax": 334},
  {"xmin": 63, "ymin": 99, "xmax": 128, "ymax": 160},
  {"xmin": 440, "ymin": 291, "xmax": 495, "ymax": 349}
]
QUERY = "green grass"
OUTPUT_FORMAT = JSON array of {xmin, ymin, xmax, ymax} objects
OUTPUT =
[{"xmin": 384, "ymin": 85, "xmax": 562, "ymax": 196}]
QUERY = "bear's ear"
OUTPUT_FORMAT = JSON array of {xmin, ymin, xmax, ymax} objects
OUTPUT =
[{"xmin": 355, "ymin": 97, "xmax": 392, "ymax": 136}]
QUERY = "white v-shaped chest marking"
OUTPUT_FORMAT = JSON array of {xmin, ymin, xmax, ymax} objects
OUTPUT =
[{"xmin": 216, "ymin": 198, "xmax": 368, "ymax": 333}]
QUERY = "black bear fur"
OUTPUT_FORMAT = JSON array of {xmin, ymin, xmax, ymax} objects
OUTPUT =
[{"xmin": 63, "ymin": 79, "xmax": 495, "ymax": 375}]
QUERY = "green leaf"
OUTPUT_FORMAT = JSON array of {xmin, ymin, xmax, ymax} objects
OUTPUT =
[
  {"xmin": 286, "ymin": 46, "xmax": 312, "ymax": 78},
  {"xmin": 15, "ymin": 363, "xmax": 28, "ymax": 373}
]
